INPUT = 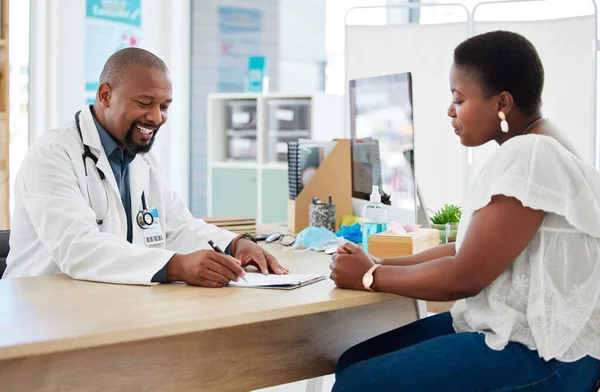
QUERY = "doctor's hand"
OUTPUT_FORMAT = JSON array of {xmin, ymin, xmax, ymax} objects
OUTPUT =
[
  {"xmin": 232, "ymin": 238, "xmax": 289, "ymax": 275},
  {"xmin": 329, "ymin": 242, "xmax": 376, "ymax": 291},
  {"xmin": 166, "ymin": 251, "xmax": 247, "ymax": 288}
]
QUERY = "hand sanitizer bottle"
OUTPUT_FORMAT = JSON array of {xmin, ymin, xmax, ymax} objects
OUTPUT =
[{"xmin": 362, "ymin": 185, "xmax": 388, "ymax": 253}]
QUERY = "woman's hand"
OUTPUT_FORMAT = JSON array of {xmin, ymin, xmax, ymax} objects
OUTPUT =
[
  {"xmin": 337, "ymin": 244, "xmax": 383, "ymax": 264},
  {"xmin": 329, "ymin": 242, "xmax": 376, "ymax": 290}
]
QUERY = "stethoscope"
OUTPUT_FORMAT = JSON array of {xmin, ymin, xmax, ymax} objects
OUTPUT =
[{"xmin": 75, "ymin": 110, "xmax": 155, "ymax": 229}]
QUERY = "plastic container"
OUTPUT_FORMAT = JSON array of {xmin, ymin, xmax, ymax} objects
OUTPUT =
[
  {"xmin": 227, "ymin": 100, "xmax": 257, "ymax": 131},
  {"xmin": 266, "ymin": 99, "xmax": 311, "ymax": 162},
  {"xmin": 226, "ymin": 100, "xmax": 257, "ymax": 160},
  {"xmin": 362, "ymin": 185, "xmax": 388, "ymax": 253}
]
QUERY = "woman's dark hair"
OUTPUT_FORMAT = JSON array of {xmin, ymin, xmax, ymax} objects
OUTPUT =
[{"xmin": 454, "ymin": 30, "xmax": 544, "ymax": 115}]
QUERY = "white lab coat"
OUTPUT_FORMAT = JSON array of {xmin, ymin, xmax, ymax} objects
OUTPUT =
[{"xmin": 4, "ymin": 105, "xmax": 236, "ymax": 285}]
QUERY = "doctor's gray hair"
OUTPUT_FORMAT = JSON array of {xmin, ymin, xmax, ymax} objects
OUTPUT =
[{"xmin": 99, "ymin": 47, "xmax": 168, "ymax": 87}]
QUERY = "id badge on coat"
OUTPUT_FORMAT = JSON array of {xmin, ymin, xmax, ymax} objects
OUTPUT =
[{"xmin": 143, "ymin": 209, "xmax": 165, "ymax": 246}]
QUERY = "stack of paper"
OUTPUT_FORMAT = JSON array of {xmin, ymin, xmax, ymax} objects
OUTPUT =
[{"xmin": 202, "ymin": 216, "xmax": 256, "ymax": 235}]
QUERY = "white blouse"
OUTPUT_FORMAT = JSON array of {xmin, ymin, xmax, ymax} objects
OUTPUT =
[{"xmin": 451, "ymin": 134, "xmax": 600, "ymax": 362}]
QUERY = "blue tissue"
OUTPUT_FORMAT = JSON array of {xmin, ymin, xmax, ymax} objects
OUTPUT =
[{"xmin": 335, "ymin": 223, "xmax": 363, "ymax": 244}]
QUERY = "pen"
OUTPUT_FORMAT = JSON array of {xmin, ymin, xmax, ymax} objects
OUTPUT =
[{"xmin": 208, "ymin": 240, "xmax": 248, "ymax": 283}]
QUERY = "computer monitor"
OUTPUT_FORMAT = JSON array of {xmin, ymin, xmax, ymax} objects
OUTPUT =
[{"xmin": 349, "ymin": 72, "xmax": 420, "ymax": 224}]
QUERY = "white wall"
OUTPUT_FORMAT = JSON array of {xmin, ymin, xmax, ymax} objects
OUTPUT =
[
  {"xmin": 29, "ymin": 0, "xmax": 191, "ymax": 205},
  {"xmin": 30, "ymin": 0, "xmax": 85, "ymax": 138},
  {"xmin": 472, "ymin": 17, "xmax": 596, "ymax": 177},
  {"xmin": 279, "ymin": 0, "xmax": 326, "ymax": 92}
]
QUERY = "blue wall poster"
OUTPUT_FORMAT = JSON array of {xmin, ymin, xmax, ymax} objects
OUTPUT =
[
  {"xmin": 217, "ymin": 6, "xmax": 263, "ymax": 92},
  {"xmin": 246, "ymin": 56, "xmax": 267, "ymax": 93},
  {"xmin": 85, "ymin": 0, "xmax": 142, "ymax": 104}
]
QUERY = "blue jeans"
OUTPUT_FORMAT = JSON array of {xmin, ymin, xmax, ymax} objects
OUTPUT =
[{"xmin": 333, "ymin": 312, "xmax": 600, "ymax": 392}]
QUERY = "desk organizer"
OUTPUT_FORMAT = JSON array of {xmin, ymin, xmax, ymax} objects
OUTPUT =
[{"xmin": 287, "ymin": 139, "xmax": 352, "ymax": 233}]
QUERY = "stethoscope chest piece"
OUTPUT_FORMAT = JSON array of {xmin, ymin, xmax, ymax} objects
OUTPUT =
[
  {"xmin": 137, "ymin": 209, "xmax": 154, "ymax": 229},
  {"xmin": 136, "ymin": 191, "xmax": 154, "ymax": 229}
]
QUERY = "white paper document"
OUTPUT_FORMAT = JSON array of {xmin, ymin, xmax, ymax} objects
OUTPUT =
[{"xmin": 228, "ymin": 273, "xmax": 327, "ymax": 290}]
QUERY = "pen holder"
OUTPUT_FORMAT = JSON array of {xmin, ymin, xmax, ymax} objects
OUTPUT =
[{"xmin": 309, "ymin": 203, "xmax": 336, "ymax": 232}]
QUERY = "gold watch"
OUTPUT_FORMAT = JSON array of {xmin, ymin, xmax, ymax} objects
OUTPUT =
[{"xmin": 362, "ymin": 264, "xmax": 381, "ymax": 291}]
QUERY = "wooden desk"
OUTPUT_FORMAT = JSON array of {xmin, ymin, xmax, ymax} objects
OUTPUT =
[{"xmin": 0, "ymin": 243, "xmax": 419, "ymax": 392}]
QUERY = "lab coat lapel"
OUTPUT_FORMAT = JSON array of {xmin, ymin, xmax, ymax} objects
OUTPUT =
[
  {"xmin": 129, "ymin": 155, "xmax": 151, "ymax": 219},
  {"xmin": 78, "ymin": 106, "xmax": 121, "ymax": 200}
]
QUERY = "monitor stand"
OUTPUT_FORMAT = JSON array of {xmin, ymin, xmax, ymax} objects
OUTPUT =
[
  {"xmin": 352, "ymin": 182, "xmax": 430, "ymax": 227},
  {"xmin": 416, "ymin": 182, "xmax": 431, "ymax": 229}
]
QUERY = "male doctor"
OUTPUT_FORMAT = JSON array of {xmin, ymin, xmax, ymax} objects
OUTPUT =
[{"xmin": 4, "ymin": 47, "xmax": 288, "ymax": 286}]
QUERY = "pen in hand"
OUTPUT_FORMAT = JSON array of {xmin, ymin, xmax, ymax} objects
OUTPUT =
[{"xmin": 208, "ymin": 240, "xmax": 248, "ymax": 283}]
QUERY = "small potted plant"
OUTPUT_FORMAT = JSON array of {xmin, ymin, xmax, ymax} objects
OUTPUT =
[{"xmin": 430, "ymin": 204, "xmax": 462, "ymax": 244}]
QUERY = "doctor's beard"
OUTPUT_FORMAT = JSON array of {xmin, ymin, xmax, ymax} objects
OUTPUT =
[{"xmin": 124, "ymin": 122, "xmax": 160, "ymax": 154}]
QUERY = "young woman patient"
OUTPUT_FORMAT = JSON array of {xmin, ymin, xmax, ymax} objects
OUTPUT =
[{"xmin": 329, "ymin": 30, "xmax": 600, "ymax": 391}]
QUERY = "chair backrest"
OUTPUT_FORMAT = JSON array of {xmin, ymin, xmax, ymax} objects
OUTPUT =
[{"xmin": 0, "ymin": 230, "xmax": 9, "ymax": 278}]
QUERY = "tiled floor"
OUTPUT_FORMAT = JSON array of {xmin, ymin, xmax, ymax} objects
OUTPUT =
[{"xmin": 254, "ymin": 375, "xmax": 335, "ymax": 392}]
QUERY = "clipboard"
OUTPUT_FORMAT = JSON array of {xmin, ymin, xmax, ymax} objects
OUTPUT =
[{"xmin": 227, "ymin": 273, "xmax": 327, "ymax": 290}]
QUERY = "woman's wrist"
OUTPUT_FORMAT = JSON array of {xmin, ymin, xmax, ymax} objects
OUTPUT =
[{"xmin": 370, "ymin": 265, "xmax": 388, "ymax": 292}]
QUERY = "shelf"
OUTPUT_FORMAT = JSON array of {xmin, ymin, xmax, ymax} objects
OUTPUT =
[
  {"xmin": 263, "ymin": 93, "xmax": 315, "ymax": 100},
  {"xmin": 209, "ymin": 162, "xmax": 290, "ymax": 171},
  {"xmin": 267, "ymin": 99, "xmax": 311, "ymax": 106},
  {"xmin": 207, "ymin": 92, "xmax": 345, "ymax": 223},
  {"xmin": 261, "ymin": 162, "xmax": 288, "ymax": 170},
  {"xmin": 227, "ymin": 129, "xmax": 257, "ymax": 137},
  {"xmin": 209, "ymin": 161, "xmax": 259, "ymax": 169},
  {"xmin": 209, "ymin": 93, "xmax": 261, "ymax": 100},
  {"xmin": 267, "ymin": 130, "xmax": 310, "ymax": 137}
]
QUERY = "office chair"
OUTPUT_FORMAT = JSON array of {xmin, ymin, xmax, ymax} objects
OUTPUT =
[{"xmin": 0, "ymin": 230, "xmax": 9, "ymax": 278}]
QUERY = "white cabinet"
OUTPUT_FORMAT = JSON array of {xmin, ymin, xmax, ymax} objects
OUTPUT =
[{"xmin": 207, "ymin": 93, "xmax": 345, "ymax": 223}]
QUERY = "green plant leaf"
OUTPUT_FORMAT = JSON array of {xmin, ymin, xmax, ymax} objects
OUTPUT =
[{"xmin": 430, "ymin": 204, "xmax": 462, "ymax": 224}]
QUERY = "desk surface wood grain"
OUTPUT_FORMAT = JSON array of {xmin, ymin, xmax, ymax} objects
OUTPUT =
[{"xmin": 0, "ymin": 243, "xmax": 408, "ymax": 362}]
